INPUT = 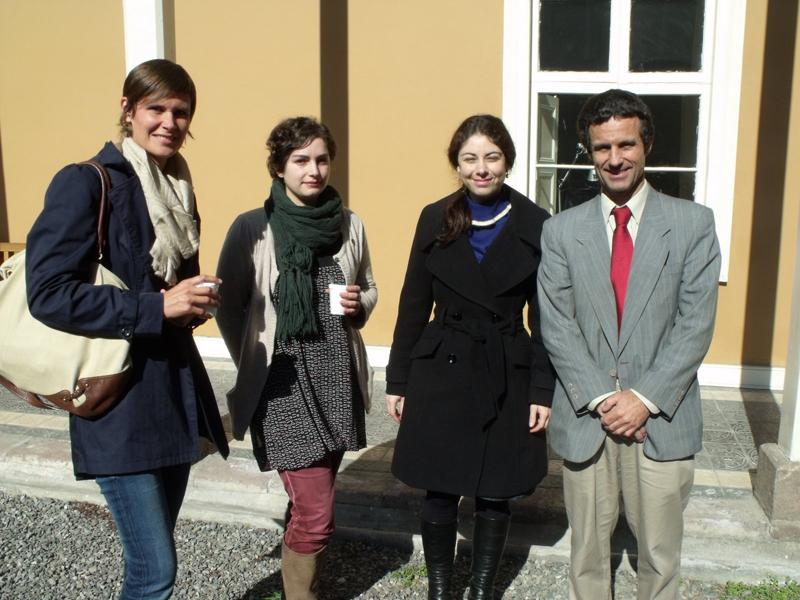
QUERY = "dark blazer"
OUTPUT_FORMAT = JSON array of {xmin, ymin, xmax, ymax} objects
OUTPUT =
[
  {"xmin": 387, "ymin": 186, "xmax": 554, "ymax": 498},
  {"xmin": 26, "ymin": 142, "xmax": 229, "ymax": 478}
]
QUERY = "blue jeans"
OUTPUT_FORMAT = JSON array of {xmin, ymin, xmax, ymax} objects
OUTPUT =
[{"xmin": 96, "ymin": 463, "xmax": 190, "ymax": 600}]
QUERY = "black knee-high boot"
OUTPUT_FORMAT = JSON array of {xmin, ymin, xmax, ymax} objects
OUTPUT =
[
  {"xmin": 421, "ymin": 519, "xmax": 458, "ymax": 600},
  {"xmin": 468, "ymin": 513, "xmax": 510, "ymax": 599}
]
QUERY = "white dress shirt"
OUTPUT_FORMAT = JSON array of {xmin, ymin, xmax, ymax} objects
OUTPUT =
[{"xmin": 587, "ymin": 181, "xmax": 660, "ymax": 415}]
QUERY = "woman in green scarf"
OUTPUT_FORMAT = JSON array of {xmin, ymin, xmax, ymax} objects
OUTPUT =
[{"xmin": 217, "ymin": 117, "xmax": 377, "ymax": 599}]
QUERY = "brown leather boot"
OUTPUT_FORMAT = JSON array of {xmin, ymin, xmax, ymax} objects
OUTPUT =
[{"xmin": 281, "ymin": 541, "xmax": 326, "ymax": 600}]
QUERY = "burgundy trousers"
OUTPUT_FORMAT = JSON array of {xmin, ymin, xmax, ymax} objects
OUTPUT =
[{"xmin": 278, "ymin": 451, "xmax": 344, "ymax": 554}]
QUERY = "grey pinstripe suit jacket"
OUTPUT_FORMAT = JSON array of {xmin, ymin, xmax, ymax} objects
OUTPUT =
[{"xmin": 538, "ymin": 189, "xmax": 721, "ymax": 463}]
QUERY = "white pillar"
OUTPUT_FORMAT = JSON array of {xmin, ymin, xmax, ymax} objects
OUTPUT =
[
  {"xmin": 122, "ymin": 0, "xmax": 165, "ymax": 73},
  {"xmin": 780, "ymin": 211, "xmax": 800, "ymax": 461}
]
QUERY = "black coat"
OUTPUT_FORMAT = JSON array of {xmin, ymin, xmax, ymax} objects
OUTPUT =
[
  {"xmin": 26, "ymin": 142, "xmax": 229, "ymax": 478},
  {"xmin": 387, "ymin": 186, "xmax": 554, "ymax": 498}
]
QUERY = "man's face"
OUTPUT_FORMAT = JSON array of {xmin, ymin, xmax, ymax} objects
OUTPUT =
[{"xmin": 588, "ymin": 116, "xmax": 649, "ymax": 205}]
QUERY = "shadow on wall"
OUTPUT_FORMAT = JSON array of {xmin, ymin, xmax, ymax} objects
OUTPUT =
[
  {"xmin": 321, "ymin": 0, "xmax": 349, "ymax": 205},
  {"xmin": 162, "ymin": 0, "xmax": 176, "ymax": 61},
  {"xmin": 0, "ymin": 124, "xmax": 8, "ymax": 242},
  {"xmin": 742, "ymin": 0, "xmax": 799, "ymax": 366}
]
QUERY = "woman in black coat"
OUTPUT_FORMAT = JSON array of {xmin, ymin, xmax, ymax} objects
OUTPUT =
[
  {"xmin": 385, "ymin": 114, "xmax": 554, "ymax": 600},
  {"xmin": 26, "ymin": 59, "xmax": 228, "ymax": 599}
]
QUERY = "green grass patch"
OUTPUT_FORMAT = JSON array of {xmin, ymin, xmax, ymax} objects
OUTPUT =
[
  {"xmin": 390, "ymin": 563, "xmax": 427, "ymax": 588},
  {"xmin": 259, "ymin": 592, "xmax": 282, "ymax": 600},
  {"xmin": 720, "ymin": 577, "xmax": 800, "ymax": 599}
]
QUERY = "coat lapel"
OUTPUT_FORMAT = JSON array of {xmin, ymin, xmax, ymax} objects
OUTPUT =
[
  {"xmin": 618, "ymin": 190, "xmax": 671, "ymax": 352},
  {"xmin": 426, "ymin": 234, "xmax": 498, "ymax": 311},
  {"xmin": 575, "ymin": 197, "xmax": 619, "ymax": 353},
  {"xmin": 479, "ymin": 194, "xmax": 540, "ymax": 297}
]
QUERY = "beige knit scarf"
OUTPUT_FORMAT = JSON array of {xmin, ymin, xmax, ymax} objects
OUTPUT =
[{"xmin": 121, "ymin": 136, "xmax": 199, "ymax": 285}]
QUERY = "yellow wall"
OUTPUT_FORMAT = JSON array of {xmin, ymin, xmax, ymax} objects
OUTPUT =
[
  {"xmin": 172, "ymin": 0, "xmax": 323, "ymax": 337},
  {"xmin": 0, "ymin": 0, "xmax": 123, "ymax": 242},
  {"xmin": 347, "ymin": 0, "xmax": 504, "ymax": 344},
  {"xmin": 1, "ymin": 0, "xmax": 798, "ymax": 369},
  {"xmin": 706, "ymin": 0, "xmax": 800, "ymax": 366},
  {"xmin": 179, "ymin": 0, "xmax": 504, "ymax": 341}
]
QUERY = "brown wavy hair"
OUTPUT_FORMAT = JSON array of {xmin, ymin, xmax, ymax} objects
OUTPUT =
[
  {"xmin": 266, "ymin": 117, "xmax": 337, "ymax": 179},
  {"xmin": 437, "ymin": 114, "xmax": 516, "ymax": 245}
]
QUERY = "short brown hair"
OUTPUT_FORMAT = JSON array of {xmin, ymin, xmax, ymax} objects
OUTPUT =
[
  {"xmin": 577, "ymin": 89, "xmax": 654, "ymax": 152},
  {"xmin": 119, "ymin": 59, "xmax": 197, "ymax": 137}
]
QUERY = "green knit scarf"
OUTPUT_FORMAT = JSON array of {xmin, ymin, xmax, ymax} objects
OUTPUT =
[{"xmin": 267, "ymin": 179, "xmax": 343, "ymax": 340}]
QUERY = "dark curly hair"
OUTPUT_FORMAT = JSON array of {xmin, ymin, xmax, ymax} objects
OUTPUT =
[
  {"xmin": 119, "ymin": 59, "xmax": 196, "ymax": 138},
  {"xmin": 438, "ymin": 114, "xmax": 516, "ymax": 245},
  {"xmin": 577, "ymin": 89, "xmax": 654, "ymax": 152},
  {"xmin": 266, "ymin": 117, "xmax": 337, "ymax": 178}
]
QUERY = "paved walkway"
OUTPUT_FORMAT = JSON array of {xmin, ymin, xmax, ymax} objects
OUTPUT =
[{"xmin": 0, "ymin": 360, "xmax": 797, "ymax": 585}]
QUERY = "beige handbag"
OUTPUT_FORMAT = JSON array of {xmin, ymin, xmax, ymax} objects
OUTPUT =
[{"xmin": 0, "ymin": 161, "xmax": 132, "ymax": 419}]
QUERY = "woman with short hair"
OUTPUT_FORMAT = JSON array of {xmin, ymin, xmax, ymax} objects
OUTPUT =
[{"xmin": 25, "ymin": 59, "xmax": 229, "ymax": 599}]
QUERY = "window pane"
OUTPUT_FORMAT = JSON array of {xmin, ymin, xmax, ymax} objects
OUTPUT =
[
  {"xmin": 646, "ymin": 171, "xmax": 696, "ymax": 200},
  {"xmin": 535, "ymin": 94, "xmax": 698, "ymax": 166},
  {"xmin": 551, "ymin": 168, "xmax": 601, "ymax": 212},
  {"xmin": 536, "ymin": 93, "xmax": 594, "ymax": 165},
  {"xmin": 630, "ymin": 0, "xmax": 705, "ymax": 72},
  {"xmin": 539, "ymin": 0, "xmax": 610, "ymax": 71},
  {"xmin": 544, "ymin": 169, "xmax": 696, "ymax": 211},
  {"xmin": 535, "ymin": 93, "xmax": 700, "ymax": 210},
  {"xmin": 641, "ymin": 95, "xmax": 698, "ymax": 167}
]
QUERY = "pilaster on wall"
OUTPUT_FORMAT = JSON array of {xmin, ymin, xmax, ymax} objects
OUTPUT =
[{"xmin": 122, "ymin": 0, "xmax": 167, "ymax": 73}]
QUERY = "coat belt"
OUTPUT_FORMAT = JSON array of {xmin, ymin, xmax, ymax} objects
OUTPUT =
[{"xmin": 434, "ymin": 308, "xmax": 522, "ymax": 426}]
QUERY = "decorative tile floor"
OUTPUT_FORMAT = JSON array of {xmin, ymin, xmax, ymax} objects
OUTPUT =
[
  {"xmin": 698, "ymin": 392, "xmax": 781, "ymax": 472},
  {"xmin": 0, "ymin": 366, "xmax": 783, "ymax": 486}
]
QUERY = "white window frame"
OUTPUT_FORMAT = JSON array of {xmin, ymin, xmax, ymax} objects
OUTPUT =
[{"xmin": 502, "ymin": 0, "xmax": 746, "ymax": 281}]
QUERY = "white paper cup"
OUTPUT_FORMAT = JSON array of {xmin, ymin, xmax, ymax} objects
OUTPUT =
[
  {"xmin": 328, "ymin": 284, "xmax": 347, "ymax": 315},
  {"xmin": 195, "ymin": 281, "xmax": 219, "ymax": 317}
]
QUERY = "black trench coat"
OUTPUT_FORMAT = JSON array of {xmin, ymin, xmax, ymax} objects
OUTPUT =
[{"xmin": 387, "ymin": 186, "xmax": 555, "ymax": 498}]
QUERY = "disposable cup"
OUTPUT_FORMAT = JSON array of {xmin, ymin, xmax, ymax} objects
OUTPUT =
[
  {"xmin": 195, "ymin": 281, "xmax": 219, "ymax": 317},
  {"xmin": 328, "ymin": 284, "xmax": 347, "ymax": 315}
]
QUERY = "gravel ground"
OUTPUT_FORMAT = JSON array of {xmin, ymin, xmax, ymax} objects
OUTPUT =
[{"xmin": 0, "ymin": 492, "xmax": 729, "ymax": 599}]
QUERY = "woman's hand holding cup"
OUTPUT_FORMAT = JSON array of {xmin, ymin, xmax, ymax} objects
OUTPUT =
[
  {"xmin": 329, "ymin": 283, "xmax": 361, "ymax": 317},
  {"xmin": 162, "ymin": 274, "xmax": 221, "ymax": 327}
]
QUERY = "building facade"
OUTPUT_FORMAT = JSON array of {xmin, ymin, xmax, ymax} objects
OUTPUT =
[{"xmin": 1, "ymin": 0, "xmax": 799, "ymax": 391}]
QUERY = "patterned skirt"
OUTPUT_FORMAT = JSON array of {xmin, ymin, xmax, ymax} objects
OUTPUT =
[{"xmin": 250, "ymin": 258, "xmax": 367, "ymax": 471}]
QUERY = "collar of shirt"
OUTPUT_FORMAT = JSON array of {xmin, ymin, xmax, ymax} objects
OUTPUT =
[{"xmin": 601, "ymin": 180, "xmax": 650, "ymax": 246}]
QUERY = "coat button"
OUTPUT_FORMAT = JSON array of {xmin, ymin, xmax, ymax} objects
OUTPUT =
[
  {"xmin": 609, "ymin": 368, "xmax": 617, "ymax": 378},
  {"xmin": 452, "ymin": 312, "xmax": 462, "ymax": 321},
  {"xmin": 447, "ymin": 353, "xmax": 457, "ymax": 364},
  {"xmin": 121, "ymin": 326, "xmax": 132, "ymax": 339},
  {"xmin": 491, "ymin": 313, "xmax": 500, "ymax": 322}
]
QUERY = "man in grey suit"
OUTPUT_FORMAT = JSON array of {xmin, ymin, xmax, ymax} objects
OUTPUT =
[{"xmin": 538, "ymin": 89, "xmax": 721, "ymax": 600}]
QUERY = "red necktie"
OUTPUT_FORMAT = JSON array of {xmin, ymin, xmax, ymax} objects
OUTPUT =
[{"xmin": 610, "ymin": 206, "xmax": 633, "ymax": 332}]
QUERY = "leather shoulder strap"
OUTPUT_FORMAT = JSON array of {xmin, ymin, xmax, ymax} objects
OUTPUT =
[{"xmin": 77, "ymin": 160, "xmax": 111, "ymax": 260}]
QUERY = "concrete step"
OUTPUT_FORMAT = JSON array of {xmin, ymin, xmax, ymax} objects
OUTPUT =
[{"xmin": 1, "ymin": 415, "xmax": 797, "ymax": 584}]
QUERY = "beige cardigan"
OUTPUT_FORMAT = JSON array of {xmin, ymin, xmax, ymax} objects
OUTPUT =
[{"xmin": 216, "ymin": 206, "xmax": 377, "ymax": 440}]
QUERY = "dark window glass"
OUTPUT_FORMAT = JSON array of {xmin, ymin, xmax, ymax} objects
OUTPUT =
[
  {"xmin": 554, "ymin": 169, "xmax": 695, "ymax": 211},
  {"xmin": 536, "ymin": 93, "xmax": 699, "ymax": 211},
  {"xmin": 643, "ymin": 95, "xmax": 699, "ymax": 167},
  {"xmin": 555, "ymin": 168, "xmax": 602, "ymax": 211},
  {"xmin": 539, "ymin": 0, "xmax": 611, "ymax": 71},
  {"xmin": 536, "ymin": 93, "xmax": 698, "ymax": 167},
  {"xmin": 630, "ymin": 0, "xmax": 705, "ymax": 72}
]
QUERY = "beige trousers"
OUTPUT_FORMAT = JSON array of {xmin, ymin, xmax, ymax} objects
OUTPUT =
[{"xmin": 562, "ymin": 436, "xmax": 694, "ymax": 600}]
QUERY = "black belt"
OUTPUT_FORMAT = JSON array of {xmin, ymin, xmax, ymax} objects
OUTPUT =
[{"xmin": 434, "ymin": 308, "xmax": 523, "ymax": 426}]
